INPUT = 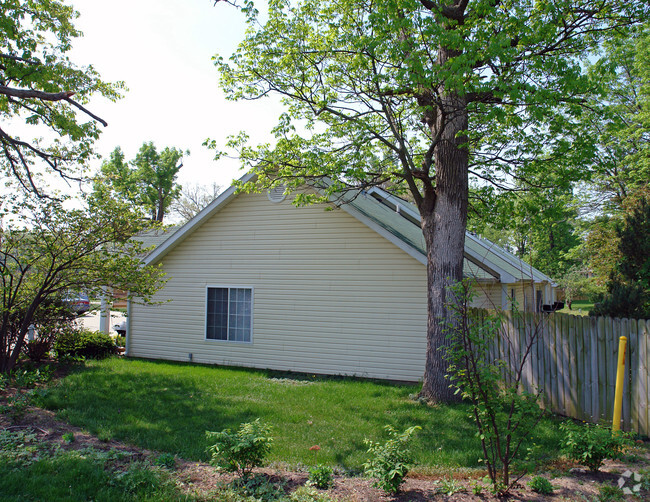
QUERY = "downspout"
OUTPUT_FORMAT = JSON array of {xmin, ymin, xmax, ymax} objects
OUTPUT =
[{"xmin": 125, "ymin": 298, "xmax": 132, "ymax": 357}]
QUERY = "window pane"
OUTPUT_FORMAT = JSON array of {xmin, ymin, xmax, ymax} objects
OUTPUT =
[
  {"xmin": 207, "ymin": 288, "xmax": 228, "ymax": 340},
  {"xmin": 229, "ymin": 288, "xmax": 251, "ymax": 342}
]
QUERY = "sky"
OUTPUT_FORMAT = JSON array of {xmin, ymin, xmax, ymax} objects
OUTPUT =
[{"xmin": 69, "ymin": 0, "xmax": 281, "ymax": 191}]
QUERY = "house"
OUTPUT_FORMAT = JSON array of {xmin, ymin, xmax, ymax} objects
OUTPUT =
[{"xmin": 126, "ymin": 174, "xmax": 556, "ymax": 382}]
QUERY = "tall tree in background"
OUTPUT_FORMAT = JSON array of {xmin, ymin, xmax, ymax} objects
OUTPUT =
[
  {"xmin": 171, "ymin": 182, "xmax": 222, "ymax": 223},
  {"xmin": 591, "ymin": 190, "xmax": 650, "ymax": 319},
  {"xmin": 96, "ymin": 142, "xmax": 186, "ymax": 223},
  {"xmin": 215, "ymin": 0, "xmax": 648, "ymax": 401},
  {"xmin": 0, "ymin": 0, "xmax": 122, "ymax": 195}
]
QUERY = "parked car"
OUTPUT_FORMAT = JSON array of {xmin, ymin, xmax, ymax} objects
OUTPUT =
[{"xmin": 64, "ymin": 293, "xmax": 90, "ymax": 315}]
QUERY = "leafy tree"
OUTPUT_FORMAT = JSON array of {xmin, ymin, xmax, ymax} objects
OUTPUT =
[
  {"xmin": 96, "ymin": 142, "xmax": 186, "ymax": 223},
  {"xmin": 0, "ymin": 0, "xmax": 122, "ymax": 195},
  {"xmin": 578, "ymin": 24, "xmax": 650, "ymax": 211},
  {"xmin": 592, "ymin": 191, "xmax": 650, "ymax": 318},
  {"xmin": 214, "ymin": 0, "xmax": 648, "ymax": 401},
  {"xmin": 171, "ymin": 182, "xmax": 222, "ymax": 223},
  {"xmin": 0, "ymin": 192, "xmax": 166, "ymax": 373},
  {"xmin": 469, "ymin": 183, "xmax": 581, "ymax": 281}
]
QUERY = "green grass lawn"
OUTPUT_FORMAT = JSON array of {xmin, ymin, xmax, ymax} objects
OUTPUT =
[
  {"xmin": 37, "ymin": 358, "xmax": 564, "ymax": 471},
  {"xmin": 558, "ymin": 300, "xmax": 595, "ymax": 316}
]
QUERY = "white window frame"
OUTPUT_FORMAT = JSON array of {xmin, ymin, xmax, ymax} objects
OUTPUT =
[{"xmin": 205, "ymin": 286, "xmax": 254, "ymax": 343}]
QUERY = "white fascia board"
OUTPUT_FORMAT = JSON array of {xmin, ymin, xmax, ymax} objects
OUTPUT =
[
  {"xmin": 144, "ymin": 171, "xmax": 256, "ymax": 266},
  {"xmin": 338, "ymin": 203, "xmax": 428, "ymax": 265}
]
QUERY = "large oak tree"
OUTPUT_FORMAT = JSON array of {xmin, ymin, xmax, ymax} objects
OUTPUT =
[{"xmin": 215, "ymin": 0, "xmax": 649, "ymax": 401}]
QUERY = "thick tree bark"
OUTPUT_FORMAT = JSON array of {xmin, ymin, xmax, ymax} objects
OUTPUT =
[{"xmin": 419, "ymin": 90, "xmax": 469, "ymax": 402}]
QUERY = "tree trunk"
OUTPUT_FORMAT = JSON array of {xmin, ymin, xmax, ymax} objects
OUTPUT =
[{"xmin": 419, "ymin": 90, "xmax": 469, "ymax": 402}]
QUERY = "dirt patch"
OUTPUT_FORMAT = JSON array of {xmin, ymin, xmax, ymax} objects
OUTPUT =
[{"xmin": 2, "ymin": 385, "xmax": 649, "ymax": 501}]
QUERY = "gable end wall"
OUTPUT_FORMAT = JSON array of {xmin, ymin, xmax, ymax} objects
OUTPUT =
[{"xmin": 129, "ymin": 192, "xmax": 429, "ymax": 381}]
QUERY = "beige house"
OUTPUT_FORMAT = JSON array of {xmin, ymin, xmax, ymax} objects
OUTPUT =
[{"xmin": 127, "ymin": 174, "xmax": 556, "ymax": 382}]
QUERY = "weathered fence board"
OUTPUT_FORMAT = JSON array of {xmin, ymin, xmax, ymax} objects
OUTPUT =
[{"xmin": 489, "ymin": 311, "xmax": 650, "ymax": 437}]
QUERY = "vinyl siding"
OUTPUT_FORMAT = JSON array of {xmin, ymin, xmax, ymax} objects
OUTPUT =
[{"xmin": 129, "ymin": 192, "xmax": 429, "ymax": 381}]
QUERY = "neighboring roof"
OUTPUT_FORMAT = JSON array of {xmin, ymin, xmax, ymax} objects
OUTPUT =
[
  {"xmin": 144, "ymin": 172, "xmax": 554, "ymax": 285},
  {"xmin": 133, "ymin": 225, "xmax": 180, "ymax": 252}
]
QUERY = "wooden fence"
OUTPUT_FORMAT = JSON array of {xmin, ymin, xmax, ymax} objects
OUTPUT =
[{"xmin": 485, "ymin": 311, "xmax": 649, "ymax": 437}]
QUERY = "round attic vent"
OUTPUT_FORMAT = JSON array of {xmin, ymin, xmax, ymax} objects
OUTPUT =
[{"xmin": 267, "ymin": 185, "xmax": 287, "ymax": 203}]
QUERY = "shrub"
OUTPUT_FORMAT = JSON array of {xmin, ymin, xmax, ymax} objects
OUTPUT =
[
  {"xmin": 528, "ymin": 475, "xmax": 553, "ymax": 494},
  {"xmin": 444, "ymin": 282, "xmax": 545, "ymax": 495},
  {"xmin": 308, "ymin": 465, "xmax": 333, "ymax": 489},
  {"xmin": 560, "ymin": 421, "xmax": 632, "ymax": 472},
  {"xmin": 114, "ymin": 335, "xmax": 126, "ymax": 348},
  {"xmin": 24, "ymin": 339, "xmax": 52, "ymax": 363},
  {"xmin": 362, "ymin": 425, "xmax": 420, "ymax": 494},
  {"xmin": 53, "ymin": 327, "xmax": 118, "ymax": 360},
  {"xmin": 206, "ymin": 419, "xmax": 273, "ymax": 479},
  {"xmin": 231, "ymin": 473, "xmax": 286, "ymax": 501}
]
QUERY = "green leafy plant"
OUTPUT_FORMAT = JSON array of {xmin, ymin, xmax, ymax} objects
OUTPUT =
[
  {"xmin": 231, "ymin": 473, "xmax": 286, "ymax": 501},
  {"xmin": 444, "ymin": 282, "xmax": 545, "ymax": 495},
  {"xmin": 362, "ymin": 424, "xmax": 420, "ymax": 494},
  {"xmin": 308, "ymin": 465, "xmax": 333, "ymax": 489},
  {"xmin": 62, "ymin": 432, "xmax": 75, "ymax": 443},
  {"xmin": 528, "ymin": 475, "xmax": 554, "ymax": 494},
  {"xmin": 1, "ymin": 391, "xmax": 31, "ymax": 423},
  {"xmin": 289, "ymin": 485, "xmax": 336, "ymax": 502},
  {"xmin": 114, "ymin": 335, "xmax": 126, "ymax": 348},
  {"xmin": 154, "ymin": 452, "xmax": 176, "ymax": 469},
  {"xmin": 53, "ymin": 328, "xmax": 118, "ymax": 360},
  {"xmin": 11, "ymin": 365, "xmax": 53, "ymax": 388},
  {"xmin": 560, "ymin": 422, "xmax": 632, "ymax": 472},
  {"xmin": 470, "ymin": 481, "xmax": 484, "ymax": 495},
  {"xmin": 206, "ymin": 419, "xmax": 273, "ymax": 479},
  {"xmin": 438, "ymin": 477, "xmax": 464, "ymax": 495},
  {"xmin": 598, "ymin": 484, "xmax": 625, "ymax": 502}
]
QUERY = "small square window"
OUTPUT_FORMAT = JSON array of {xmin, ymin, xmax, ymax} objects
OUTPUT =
[{"xmin": 206, "ymin": 287, "xmax": 252, "ymax": 342}]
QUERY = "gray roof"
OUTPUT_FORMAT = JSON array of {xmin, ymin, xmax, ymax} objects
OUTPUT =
[
  {"xmin": 143, "ymin": 172, "xmax": 554, "ymax": 285},
  {"xmin": 133, "ymin": 225, "xmax": 180, "ymax": 253}
]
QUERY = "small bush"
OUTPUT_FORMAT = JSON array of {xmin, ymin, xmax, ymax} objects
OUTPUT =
[
  {"xmin": 363, "ymin": 425, "xmax": 420, "ymax": 494},
  {"xmin": 231, "ymin": 473, "xmax": 285, "ymax": 501},
  {"xmin": 114, "ymin": 335, "xmax": 126, "ymax": 348},
  {"xmin": 53, "ymin": 327, "xmax": 118, "ymax": 360},
  {"xmin": 206, "ymin": 419, "xmax": 273, "ymax": 479},
  {"xmin": 528, "ymin": 475, "xmax": 553, "ymax": 494},
  {"xmin": 560, "ymin": 421, "xmax": 632, "ymax": 472},
  {"xmin": 24, "ymin": 339, "xmax": 52, "ymax": 362},
  {"xmin": 308, "ymin": 465, "xmax": 333, "ymax": 489},
  {"xmin": 62, "ymin": 432, "xmax": 75, "ymax": 443}
]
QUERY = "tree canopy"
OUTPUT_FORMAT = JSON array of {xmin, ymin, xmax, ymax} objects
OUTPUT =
[
  {"xmin": 0, "ymin": 0, "xmax": 122, "ymax": 195},
  {"xmin": 215, "ymin": 0, "xmax": 649, "ymax": 400},
  {"xmin": 0, "ymin": 191, "xmax": 166, "ymax": 372},
  {"xmin": 95, "ymin": 142, "xmax": 186, "ymax": 223}
]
